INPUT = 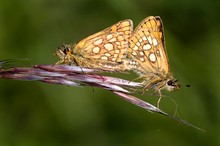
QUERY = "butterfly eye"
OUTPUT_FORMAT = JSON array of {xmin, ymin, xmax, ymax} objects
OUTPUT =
[
  {"xmin": 167, "ymin": 79, "xmax": 181, "ymax": 89},
  {"xmin": 62, "ymin": 47, "xmax": 72, "ymax": 55},
  {"xmin": 167, "ymin": 80, "xmax": 173, "ymax": 86},
  {"xmin": 63, "ymin": 47, "xmax": 68, "ymax": 54}
]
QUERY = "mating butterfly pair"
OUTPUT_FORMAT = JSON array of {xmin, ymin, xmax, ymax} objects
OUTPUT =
[{"xmin": 55, "ymin": 16, "xmax": 180, "ymax": 97}]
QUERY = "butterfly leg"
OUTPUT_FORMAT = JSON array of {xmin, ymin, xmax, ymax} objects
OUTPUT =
[
  {"xmin": 129, "ymin": 75, "xmax": 146, "ymax": 84},
  {"xmin": 141, "ymin": 82, "xmax": 152, "ymax": 95},
  {"xmin": 156, "ymin": 90, "xmax": 162, "ymax": 108},
  {"xmin": 128, "ymin": 75, "xmax": 148, "ymax": 94},
  {"xmin": 54, "ymin": 60, "xmax": 63, "ymax": 65},
  {"xmin": 154, "ymin": 82, "xmax": 166, "ymax": 108}
]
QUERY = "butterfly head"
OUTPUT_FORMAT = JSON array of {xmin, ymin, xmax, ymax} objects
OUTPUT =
[
  {"xmin": 56, "ymin": 44, "xmax": 72, "ymax": 57},
  {"xmin": 55, "ymin": 44, "xmax": 74, "ymax": 64},
  {"xmin": 164, "ymin": 78, "xmax": 181, "ymax": 92}
]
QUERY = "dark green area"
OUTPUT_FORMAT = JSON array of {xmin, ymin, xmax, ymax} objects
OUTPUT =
[{"xmin": 0, "ymin": 0, "xmax": 219, "ymax": 145}]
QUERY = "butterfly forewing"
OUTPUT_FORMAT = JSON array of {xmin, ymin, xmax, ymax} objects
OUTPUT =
[
  {"xmin": 56, "ymin": 20, "xmax": 133, "ymax": 71},
  {"xmin": 128, "ymin": 16, "xmax": 170, "ymax": 75},
  {"xmin": 75, "ymin": 20, "xmax": 133, "ymax": 63}
]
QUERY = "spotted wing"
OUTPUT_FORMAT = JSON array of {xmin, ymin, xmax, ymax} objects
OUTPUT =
[
  {"xmin": 128, "ymin": 16, "xmax": 170, "ymax": 75},
  {"xmin": 74, "ymin": 20, "xmax": 133, "ymax": 63}
]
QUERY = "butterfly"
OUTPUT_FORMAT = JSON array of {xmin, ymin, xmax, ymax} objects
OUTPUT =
[
  {"xmin": 127, "ymin": 16, "xmax": 180, "ymax": 106},
  {"xmin": 55, "ymin": 19, "xmax": 133, "ymax": 72}
]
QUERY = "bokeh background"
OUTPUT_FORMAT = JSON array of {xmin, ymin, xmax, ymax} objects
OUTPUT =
[{"xmin": 0, "ymin": 0, "xmax": 220, "ymax": 145}]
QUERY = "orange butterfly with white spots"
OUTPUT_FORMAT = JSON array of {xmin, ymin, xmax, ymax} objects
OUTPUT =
[
  {"xmin": 127, "ymin": 16, "xmax": 180, "ymax": 105},
  {"xmin": 55, "ymin": 19, "xmax": 133, "ymax": 72}
]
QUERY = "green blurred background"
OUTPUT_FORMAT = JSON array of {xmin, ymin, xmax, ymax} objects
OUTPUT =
[{"xmin": 0, "ymin": 0, "xmax": 220, "ymax": 145}]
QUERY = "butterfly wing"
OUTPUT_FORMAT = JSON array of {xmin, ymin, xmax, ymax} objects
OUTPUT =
[
  {"xmin": 74, "ymin": 20, "xmax": 133, "ymax": 64},
  {"xmin": 128, "ymin": 16, "xmax": 170, "ymax": 75}
]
